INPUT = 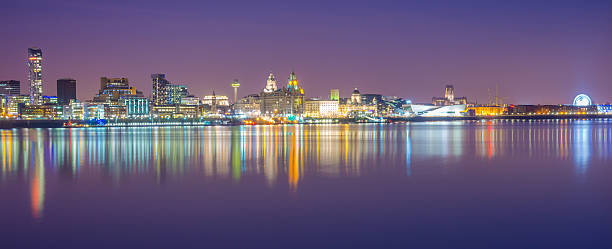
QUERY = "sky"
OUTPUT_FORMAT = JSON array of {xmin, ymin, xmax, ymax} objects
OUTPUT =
[{"xmin": 1, "ymin": 0, "xmax": 611, "ymax": 104}]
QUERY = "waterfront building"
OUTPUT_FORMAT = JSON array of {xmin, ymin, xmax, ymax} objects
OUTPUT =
[
  {"xmin": 103, "ymin": 104, "xmax": 127, "ymax": 119},
  {"xmin": 167, "ymin": 84, "xmax": 189, "ymax": 105},
  {"xmin": 432, "ymin": 85, "xmax": 468, "ymax": 106},
  {"xmin": 235, "ymin": 94, "xmax": 261, "ymax": 117},
  {"xmin": 28, "ymin": 48, "xmax": 43, "ymax": 105},
  {"xmin": 202, "ymin": 94, "xmax": 230, "ymax": 106},
  {"xmin": 20, "ymin": 105, "xmax": 63, "ymax": 119},
  {"xmin": 597, "ymin": 105, "xmax": 612, "ymax": 114},
  {"xmin": 181, "ymin": 96, "xmax": 201, "ymax": 106},
  {"xmin": 93, "ymin": 77, "xmax": 143, "ymax": 104},
  {"xmin": 304, "ymin": 98, "xmax": 339, "ymax": 118},
  {"xmin": 43, "ymin": 96, "xmax": 58, "ymax": 105},
  {"xmin": 0, "ymin": 80, "xmax": 20, "ymax": 95},
  {"xmin": 152, "ymin": 74, "xmax": 190, "ymax": 105},
  {"xmin": 202, "ymin": 93, "xmax": 230, "ymax": 115},
  {"xmin": 466, "ymin": 106, "xmax": 506, "ymax": 116},
  {"xmin": 259, "ymin": 71, "xmax": 305, "ymax": 116},
  {"xmin": 123, "ymin": 96, "xmax": 150, "ymax": 117},
  {"xmin": 152, "ymin": 74, "xmax": 169, "ymax": 105},
  {"xmin": 86, "ymin": 104, "xmax": 105, "ymax": 120},
  {"xmin": 57, "ymin": 78, "xmax": 76, "ymax": 105},
  {"xmin": 151, "ymin": 104, "xmax": 200, "ymax": 118},
  {"xmin": 6, "ymin": 95, "xmax": 30, "ymax": 117},
  {"xmin": 507, "ymin": 105, "xmax": 597, "ymax": 115},
  {"xmin": 63, "ymin": 100, "xmax": 85, "ymax": 120},
  {"xmin": 411, "ymin": 104, "xmax": 467, "ymax": 117}
]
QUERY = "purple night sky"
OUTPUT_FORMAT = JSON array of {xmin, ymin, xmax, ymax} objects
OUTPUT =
[{"xmin": 1, "ymin": 0, "xmax": 611, "ymax": 104}]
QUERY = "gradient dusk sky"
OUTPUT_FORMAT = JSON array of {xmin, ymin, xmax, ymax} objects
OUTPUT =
[{"xmin": 1, "ymin": 0, "xmax": 611, "ymax": 104}]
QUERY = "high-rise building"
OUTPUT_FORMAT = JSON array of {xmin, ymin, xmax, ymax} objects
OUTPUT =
[
  {"xmin": 330, "ymin": 89, "xmax": 339, "ymax": 101},
  {"xmin": 57, "ymin": 78, "xmax": 76, "ymax": 105},
  {"xmin": 0, "ymin": 80, "xmax": 20, "ymax": 95},
  {"xmin": 152, "ymin": 74, "xmax": 169, "ymax": 105},
  {"xmin": 27, "ymin": 48, "xmax": 43, "ymax": 105},
  {"xmin": 263, "ymin": 73, "xmax": 277, "ymax": 93},
  {"xmin": 151, "ymin": 74, "xmax": 189, "ymax": 105}
]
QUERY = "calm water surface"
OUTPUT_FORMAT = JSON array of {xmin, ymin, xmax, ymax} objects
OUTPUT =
[{"xmin": 1, "ymin": 120, "xmax": 611, "ymax": 248}]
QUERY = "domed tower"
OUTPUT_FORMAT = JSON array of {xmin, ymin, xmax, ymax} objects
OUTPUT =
[
  {"xmin": 287, "ymin": 71, "xmax": 299, "ymax": 90},
  {"xmin": 351, "ymin": 88, "xmax": 361, "ymax": 104},
  {"xmin": 264, "ymin": 72, "xmax": 277, "ymax": 93}
]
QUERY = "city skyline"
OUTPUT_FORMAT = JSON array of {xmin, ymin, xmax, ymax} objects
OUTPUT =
[{"xmin": 1, "ymin": 0, "xmax": 611, "ymax": 104}]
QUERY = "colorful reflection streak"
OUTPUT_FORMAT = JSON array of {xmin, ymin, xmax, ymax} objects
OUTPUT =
[{"xmin": 1, "ymin": 121, "xmax": 611, "ymax": 220}]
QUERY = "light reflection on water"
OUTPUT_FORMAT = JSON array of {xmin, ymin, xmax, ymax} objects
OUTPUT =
[{"xmin": 1, "ymin": 120, "xmax": 611, "ymax": 221}]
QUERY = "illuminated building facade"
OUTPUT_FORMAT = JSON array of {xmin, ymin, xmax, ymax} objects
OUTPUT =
[
  {"xmin": 42, "ymin": 96, "xmax": 58, "ymax": 105},
  {"xmin": 235, "ymin": 94, "xmax": 261, "ymax": 116},
  {"xmin": 0, "ymin": 80, "xmax": 20, "ymax": 95},
  {"xmin": 64, "ymin": 100, "xmax": 85, "ymax": 120},
  {"xmin": 411, "ymin": 104, "xmax": 467, "ymax": 117},
  {"xmin": 167, "ymin": 84, "xmax": 189, "ymax": 105},
  {"xmin": 6, "ymin": 95, "xmax": 30, "ymax": 117},
  {"xmin": 27, "ymin": 48, "xmax": 43, "ymax": 105},
  {"xmin": 93, "ymin": 77, "xmax": 143, "ymax": 104},
  {"xmin": 181, "ymin": 96, "xmax": 201, "ymax": 106},
  {"xmin": 466, "ymin": 106, "xmax": 506, "ymax": 116},
  {"xmin": 507, "ymin": 105, "xmax": 597, "ymax": 115},
  {"xmin": 152, "ymin": 74, "xmax": 190, "ymax": 105},
  {"xmin": 151, "ymin": 74, "xmax": 169, "ymax": 105},
  {"xmin": 56, "ymin": 78, "xmax": 76, "ymax": 105},
  {"xmin": 304, "ymin": 98, "xmax": 339, "ymax": 118},
  {"xmin": 260, "ymin": 72, "xmax": 305, "ymax": 116},
  {"xmin": 123, "ymin": 96, "xmax": 150, "ymax": 117},
  {"xmin": 20, "ymin": 105, "xmax": 63, "ymax": 119}
]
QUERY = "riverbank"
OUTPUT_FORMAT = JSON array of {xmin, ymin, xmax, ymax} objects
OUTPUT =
[{"xmin": 1, "ymin": 114, "xmax": 611, "ymax": 129}]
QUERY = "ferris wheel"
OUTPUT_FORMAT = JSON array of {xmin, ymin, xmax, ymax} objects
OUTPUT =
[{"xmin": 573, "ymin": 94, "xmax": 592, "ymax": 106}]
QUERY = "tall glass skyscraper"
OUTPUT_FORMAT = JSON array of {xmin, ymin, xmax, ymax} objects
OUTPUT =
[{"xmin": 27, "ymin": 48, "xmax": 43, "ymax": 105}]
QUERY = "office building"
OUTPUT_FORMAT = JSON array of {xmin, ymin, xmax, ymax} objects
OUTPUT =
[
  {"xmin": 167, "ymin": 84, "xmax": 189, "ymax": 105},
  {"xmin": 151, "ymin": 74, "xmax": 190, "ymax": 105},
  {"xmin": 57, "ymin": 78, "xmax": 76, "ymax": 105},
  {"xmin": 0, "ymin": 80, "xmax": 20, "ymax": 95},
  {"xmin": 123, "ymin": 96, "xmax": 150, "ymax": 117},
  {"xmin": 27, "ymin": 48, "xmax": 43, "ymax": 105},
  {"xmin": 152, "ymin": 74, "xmax": 169, "ymax": 105},
  {"xmin": 305, "ymin": 98, "xmax": 339, "ymax": 118},
  {"xmin": 93, "ymin": 77, "xmax": 143, "ymax": 104}
]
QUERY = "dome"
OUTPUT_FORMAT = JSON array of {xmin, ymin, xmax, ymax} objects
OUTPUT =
[{"xmin": 352, "ymin": 88, "xmax": 360, "ymax": 94}]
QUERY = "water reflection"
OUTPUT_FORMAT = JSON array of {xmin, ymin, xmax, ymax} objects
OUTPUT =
[{"xmin": 1, "ymin": 120, "xmax": 611, "ymax": 220}]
